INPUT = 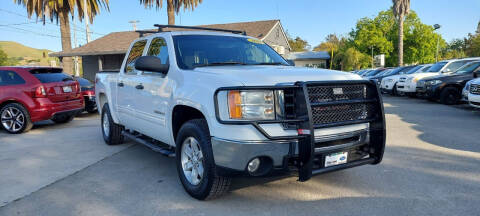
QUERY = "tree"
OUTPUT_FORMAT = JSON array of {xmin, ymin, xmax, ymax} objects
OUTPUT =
[
  {"xmin": 288, "ymin": 36, "xmax": 309, "ymax": 52},
  {"xmin": 335, "ymin": 47, "xmax": 370, "ymax": 71},
  {"xmin": 140, "ymin": 0, "xmax": 203, "ymax": 25},
  {"xmin": 392, "ymin": 0, "xmax": 410, "ymax": 66},
  {"xmin": 14, "ymin": 0, "xmax": 110, "ymax": 74},
  {"xmin": 466, "ymin": 33, "xmax": 480, "ymax": 57},
  {"xmin": 0, "ymin": 48, "xmax": 8, "ymax": 66}
]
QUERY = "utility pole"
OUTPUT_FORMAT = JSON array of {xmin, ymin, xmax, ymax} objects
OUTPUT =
[
  {"xmin": 129, "ymin": 20, "xmax": 140, "ymax": 31},
  {"xmin": 434, "ymin": 24, "xmax": 441, "ymax": 62},
  {"xmin": 73, "ymin": 19, "xmax": 80, "ymax": 77},
  {"xmin": 371, "ymin": 46, "xmax": 374, "ymax": 68},
  {"xmin": 84, "ymin": 0, "xmax": 91, "ymax": 43}
]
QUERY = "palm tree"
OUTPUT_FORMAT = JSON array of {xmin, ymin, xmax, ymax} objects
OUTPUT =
[
  {"xmin": 392, "ymin": 0, "xmax": 410, "ymax": 66},
  {"xmin": 140, "ymin": 0, "xmax": 203, "ymax": 25},
  {"xmin": 14, "ymin": 0, "xmax": 109, "ymax": 74}
]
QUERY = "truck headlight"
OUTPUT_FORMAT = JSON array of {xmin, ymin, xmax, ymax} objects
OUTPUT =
[{"xmin": 227, "ymin": 90, "xmax": 275, "ymax": 120}]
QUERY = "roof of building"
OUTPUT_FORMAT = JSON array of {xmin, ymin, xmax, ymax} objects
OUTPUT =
[
  {"xmin": 51, "ymin": 20, "xmax": 282, "ymax": 57},
  {"xmin": 286, "ymin": 51, "xmax": 331, "ymax": 60}
]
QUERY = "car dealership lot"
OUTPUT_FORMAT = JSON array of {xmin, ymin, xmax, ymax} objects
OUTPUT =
[{"xmin": 1, "ymin": 96, "xmax": 480, "ymax": 216}]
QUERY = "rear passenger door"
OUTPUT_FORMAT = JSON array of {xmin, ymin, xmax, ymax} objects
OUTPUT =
[
  {"xmin": 133, "ymin": 37, "xmax": 172, "ymax": 143},
  {"xmin": 117, "ymin": 39, "xmax": 147, "ymax": 129},
  {"xmin": 0, "ymin": 70, "xmax": 27, "ymax": 101}
]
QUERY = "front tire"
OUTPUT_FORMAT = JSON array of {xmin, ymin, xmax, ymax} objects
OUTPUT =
[
  {"xmin": 101, "ymin": 104, "xmax": 124, "ymax": 145},
  {"xmin": 440, "ymin": 87, "xmax": 460, "ymax": 105},
  {"xmin": 0, "ymin": 103, "xmax": 33, "ymax": 134},
  {"xmin": 175, "ymin": 119, "xmax": 231, "ymax": 200}
]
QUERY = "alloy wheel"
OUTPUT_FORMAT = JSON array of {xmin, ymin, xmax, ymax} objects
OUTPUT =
[
  {"xmin": 181, "ymin": 137, "xmax": 204, "ymax": 186},
  {"xmin": 1, "ymin": 107, "xmax": 25, "ymax": 133}
]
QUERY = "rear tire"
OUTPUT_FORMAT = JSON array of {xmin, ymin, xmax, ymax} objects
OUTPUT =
[
  {"xmin": 175, "ymin": 119, "xmax": 231, "ymax": 200},
  {"xmin": 440, "ymin": 87, "xmax": 460, "ymax": 105},
  {"xmin": 0, "ymin": 103, "xmax": 33, "ymax": 134},
  {"xmin": 101, "ymin": 104, "xmax": 124, "ymax": 145},
  {"xmin": 51, "ymin": 114, "xmax": 75, "ymax": 124}
]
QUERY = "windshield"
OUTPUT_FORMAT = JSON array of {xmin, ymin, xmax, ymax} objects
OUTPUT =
[
  {"xmin": 172, "ymin": 35, "xmax": 288, "ymax": 69},
  {"xmin": 405, "ymin": 66, "xmax": 422, "ymax": 74},
  {"xmin": 454, "ymin": 62, "xmax": 480, "ymax": 74},
  {"xmin": 365, "ymin": 69, "xmax": 384, "ymax": 77},
  {"xmin": 420, "ymin": 66, "xmax": 432, "ymax": 73},
  {"xmin": 427, "ymin": 62, "xmax": 447, "ymax": 72}
]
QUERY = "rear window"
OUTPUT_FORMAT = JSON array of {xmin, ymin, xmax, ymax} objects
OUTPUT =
[{"xmin": 30, "ymin": 68, "xmax": 74, "ymax": 83}]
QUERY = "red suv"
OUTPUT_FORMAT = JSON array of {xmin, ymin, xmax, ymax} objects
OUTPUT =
[{"xmin": 0, "ymin": 67, "xmax": 84, "ymax": 134}]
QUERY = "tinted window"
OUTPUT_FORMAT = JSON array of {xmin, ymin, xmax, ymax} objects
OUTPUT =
[
  {"xmin": 147, "ymin": 37, "xmax": 169, "ymax": 65},
  {"xmin": 454, "ymin": 62, "xmax": 480, "ymax": 74},
  {"xmin": 125, "ymin": 40, "xmax": 147, "ymax": 74},
  {"xmin": 405, "ymin": 65, "xmax": 422, "ymax": 74},
  {"xmin": 30, "ymin": 68, "xmax": 73, "ymax": 83},
  {"xmin": 0, "ymin": 70, "xmax": 26, "ymax": 86},
  {"xmin": 173, "ymin": 35, "xmax": 288, "ymax": 70},
  {"xmin": 74, "ymin": 77, "xmax": 93, "ymax": 87},
  {"xmin": 444, "ymin": 60, "xmax": 471, "ymax": 73},
  {"xmin": 427, "ymin": 62, "xmax": 447, "ymax": 72}
]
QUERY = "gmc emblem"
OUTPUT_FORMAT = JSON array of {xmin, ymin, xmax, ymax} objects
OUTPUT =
[{"xmin": 333, "ymin": 88, "xmax": 343, "ymax": 95}]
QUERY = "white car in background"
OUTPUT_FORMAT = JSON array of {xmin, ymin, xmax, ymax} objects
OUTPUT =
[
  {"xmin": 462, "ymin": 79, "xmax": 475, "ymax": 101},
  {"xmin": 395, "ymin": 64, "xmax": 432, "ymax": 96},
  {"xmin": 398, "ymin": 58, "xmax": 480, "ymax": 96},
  {"xmin": 468, "ymin": 78, "xmax": 480, "ymax": 108},
  {"xmin": 380, "ymin": 65, "xmax": 426, "ymax": 95}
]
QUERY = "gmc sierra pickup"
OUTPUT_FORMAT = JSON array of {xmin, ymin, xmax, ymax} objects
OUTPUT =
[{"xmin": 95, "ymin": 25, "xmax": 386, "ymax": 200}]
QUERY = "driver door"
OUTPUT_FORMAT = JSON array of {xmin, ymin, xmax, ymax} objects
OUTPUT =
[{"xmin": 133, "ymin": 37, "xmax": 173, "ymax": 143}]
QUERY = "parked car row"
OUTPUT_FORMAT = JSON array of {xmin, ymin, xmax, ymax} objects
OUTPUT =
[
  {"xmin": 353, "ymin": 57, "xmax": 480, "ymax": 107},
  {"xmin": 0, "ymin": 67, "xmax": 96, "ymax": 134}
]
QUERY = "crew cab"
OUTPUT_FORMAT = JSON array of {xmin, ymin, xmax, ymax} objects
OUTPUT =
[
  {"xmin": 0, "ymin": 67, "xmax": 84, "ymax": 133},
  {"xmin": 95, "ymin": 25, "xmax": 386, "ymax": 200},
  {"xmin": 417, "ymin": 61, "xmax": 480, "ymax": 104}
]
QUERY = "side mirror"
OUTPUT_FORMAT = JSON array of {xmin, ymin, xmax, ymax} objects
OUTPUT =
[
  {"xmin": 135, "ymin": 56, "xmax": 169, "ymax": 74},
  {"xmin": 286, "ymin": 60, "xmax": 295, "ymax": 66}
]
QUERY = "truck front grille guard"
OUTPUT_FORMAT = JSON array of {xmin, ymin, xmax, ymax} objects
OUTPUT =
[{"xmin": 214, "ymin": 80, "xmax": 386, "ymax": 181}]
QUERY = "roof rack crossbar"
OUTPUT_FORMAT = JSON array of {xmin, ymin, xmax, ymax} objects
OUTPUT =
[
  {"xmin": 136, "ymin": 30, "xmax": 159, "ymax": 37},
  {"xmin": 153, "ymin": 24, "xmax": 247, "ymax": 35}
]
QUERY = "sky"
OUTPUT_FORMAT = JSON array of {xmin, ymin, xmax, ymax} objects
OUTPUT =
[{"xmin": 0, "ymin": 0, "xmax": 479, "ymax": 52}]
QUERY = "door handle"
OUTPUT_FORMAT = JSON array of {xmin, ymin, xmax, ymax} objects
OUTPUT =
[
  {"xmin": 118, "ymin": 82, "xmax": 124, "ymax": 87},
  {"xmin": 135, "ymin": 84, "xmax": 144, "ymax": 90}
]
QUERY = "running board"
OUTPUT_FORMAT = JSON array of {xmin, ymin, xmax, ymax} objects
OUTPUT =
[{"xmin": 122, "ymin": 131, "xmax": 175, "ymax": 157}]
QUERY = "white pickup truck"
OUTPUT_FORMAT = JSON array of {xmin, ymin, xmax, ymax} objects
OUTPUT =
[{"xmin": 95, "ymin": 25, "xmax": 386, "ymax": 200}]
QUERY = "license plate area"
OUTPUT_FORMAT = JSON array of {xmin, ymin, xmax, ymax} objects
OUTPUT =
[
  {"xmin": 324, "ymin": 151, "xmax": 348, "ymax": 167},
  {"xmin": 63, "ymin": 86, "xmax": 72, "ymax": 93}
]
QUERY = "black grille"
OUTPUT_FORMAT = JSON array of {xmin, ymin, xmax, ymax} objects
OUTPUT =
[
  {"xmin": 470, "ymin": 84, "xmax": 480, "ymax": 95},
  {"xmin": 307, "ymin": 85, "xmax": 366, "ymax": 102},
  {"xmin": 306, "ymin": 84, "xmax": 376, "ymax": 126}
]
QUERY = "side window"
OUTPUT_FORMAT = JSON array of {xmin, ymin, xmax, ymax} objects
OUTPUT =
[
  {"xmin": 147, "ymin": 37, "xmax": 169, "ymax": 65},
  {"xmin": 0, "ymin": 70, "xmax": 26, "ymax": 86},
  {"xmin": 445, "ymin": 61, "xmax": 469, "ymax": 73},
  {"xmin": 124, "ymin": 40, "xmax": 147, "ymax": 74}
]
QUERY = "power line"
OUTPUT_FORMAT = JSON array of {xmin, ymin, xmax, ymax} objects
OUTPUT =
[
  {"xmin": 0, "ymin": 8, "xmax": 106, "ymax": 36},
  {"xmin": 0, "ymin": 25, "xmax": 61, "ymax": 38}
]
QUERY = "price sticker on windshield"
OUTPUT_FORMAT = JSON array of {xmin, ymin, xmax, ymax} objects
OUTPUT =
[{"xmin": 247, "ymin": 38, "xmax": 264, "ymax": 44}]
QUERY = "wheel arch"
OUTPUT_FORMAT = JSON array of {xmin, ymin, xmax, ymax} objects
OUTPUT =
[{"xmin": 171, "ymin": 105, "xmax": 209, "ymax": 143}]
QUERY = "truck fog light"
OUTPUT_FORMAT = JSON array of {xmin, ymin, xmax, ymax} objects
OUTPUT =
[{"xmin": 247, "ymin": 158, "xmax": 261, "ymax": 173}]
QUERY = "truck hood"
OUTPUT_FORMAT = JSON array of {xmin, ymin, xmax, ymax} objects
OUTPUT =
[
  {"xmin": 410, "ymin": 72, "xmax": 440, "ymax": 79},
  {"xmin": 192, "ymin": 65, "xmax": 362, "ymax": 85}
]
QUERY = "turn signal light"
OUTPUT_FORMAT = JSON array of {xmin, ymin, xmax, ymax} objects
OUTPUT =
[{"xmin": 228, "ymin": 90, "xmax": 242, "ymax": 119}]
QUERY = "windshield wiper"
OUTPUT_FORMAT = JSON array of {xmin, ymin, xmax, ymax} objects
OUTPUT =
[
  {"xmin": 193, "ymin": 62, "xmax": 247, "ymax": 68},
  {"xmin": 252, "ymin": 62, "xmax": 286, "ymax": 66}
]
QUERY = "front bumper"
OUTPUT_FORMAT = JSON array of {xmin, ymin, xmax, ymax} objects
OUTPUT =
[
  {"xmin": 468, "ymin": 93, "xmax": 480, "ymax": 108},
  {"xmin": 212, "ymin": 125, "xmax": 372, "ymax": 176},
  {"xmin": 212, "ymin": 81, "xmax": 386, "ymax": 180},
  {"xmin": 397, "ymin": 82, "xmax": 416, "ymax": 92},
  {"xmin": 417, "ymin": 85, "xmax": 440, "ymax": 99}
]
